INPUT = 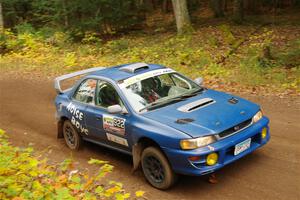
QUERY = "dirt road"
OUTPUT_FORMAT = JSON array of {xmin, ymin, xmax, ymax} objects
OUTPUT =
[{"xmin": 0, "ymin": 73, "xmax": 299, "ymax": 200}]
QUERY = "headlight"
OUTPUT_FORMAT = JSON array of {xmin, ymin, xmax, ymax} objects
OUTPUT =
[
  {"xmin": 180, "ymin": 136, "xmax": 216, "ymax": 150},
  {"xmin": 252, "ymin": 110, "xmax": 263, "ymax": 123}
]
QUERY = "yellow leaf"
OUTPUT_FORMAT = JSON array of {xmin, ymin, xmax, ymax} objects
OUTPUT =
[
  {"xmin": 135, "ymin": 190, "xmax": 145, "ymax": 197},
  {"xmin": 106, "ymin": 186, "xmax": 120, "ymax": 194},
  {"xmin": 83, "ymin": 178, "xmax": 94, "ymax": 190},
  {"xmin": 123, "ymin": 193, "xmax": 130, "ymax": 199},
  {"xmin": 12, "ymin": 197, "xmax": 24, "ymax": 200}
]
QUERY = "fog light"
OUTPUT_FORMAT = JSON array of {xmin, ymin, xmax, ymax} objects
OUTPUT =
[
  {"xmin": 261, "ymin": 127, "xmax": 267, "ymax": 139},
  {"xmin": 206, "ymin": 153, "xmax": 218, "ymax": 166}
]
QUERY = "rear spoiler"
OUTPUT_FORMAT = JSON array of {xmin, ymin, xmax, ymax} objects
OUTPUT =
[{"xmin": 54, "ymin": 67, "xmax": 104, "ymax": 94}]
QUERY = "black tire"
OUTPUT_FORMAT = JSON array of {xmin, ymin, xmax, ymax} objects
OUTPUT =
[
  {"xmin": 141, "ymin": 147, "xmax": 177, "ymax": 190},
  {"xmin": 62, "ymin": 120, "xmax": 82, "ymax": 150}
]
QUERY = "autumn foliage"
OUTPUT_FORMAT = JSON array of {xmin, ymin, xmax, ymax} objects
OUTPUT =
[{"xmin": 0, "ymin": 129, "xmax": 144, "ymax": 200}]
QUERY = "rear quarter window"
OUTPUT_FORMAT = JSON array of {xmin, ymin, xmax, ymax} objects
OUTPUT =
[{"xmin": 73, "ymin": 79, "xmax": 97, "ymax": 104}]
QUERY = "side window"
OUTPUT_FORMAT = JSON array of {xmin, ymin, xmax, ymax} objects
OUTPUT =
[
  {"xmin": 96, "ymin": 81, "xmax": 123, "ymax": 108},
  {"xmin": 73, "ymin": 79, "xmax": 97, "ymax": 104}
]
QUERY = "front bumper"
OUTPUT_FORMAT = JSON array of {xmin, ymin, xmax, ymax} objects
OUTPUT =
[{"xmin": 163, "ymin": 116, "xmax": 270, "ymax": 176}]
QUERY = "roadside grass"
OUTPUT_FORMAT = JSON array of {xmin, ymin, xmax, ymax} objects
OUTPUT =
[{"xmin": 0, "ymin": 24, "xmax": 299, "ymax": 94}]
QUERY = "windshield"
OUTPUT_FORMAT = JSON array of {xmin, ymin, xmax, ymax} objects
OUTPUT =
[{"xmin": 119, "ymin": 71, "xmax": 202, "ymax": 113}]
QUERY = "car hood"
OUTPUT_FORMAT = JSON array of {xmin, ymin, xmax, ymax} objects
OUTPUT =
[{"xmin": 143, "ymin": 89, "xmax": 259, "ymax": 138}]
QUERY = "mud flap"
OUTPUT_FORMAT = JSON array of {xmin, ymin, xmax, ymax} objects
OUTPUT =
[
  {"xmin": 131, "ymin": 143, "xmax": 143, "ymax": 173},
  {"xmin": 57, "ymin": 120, "xmax": 64, "ymax": 139}
]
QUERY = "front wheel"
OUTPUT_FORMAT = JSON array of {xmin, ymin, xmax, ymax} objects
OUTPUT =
[
  {"xmin": 62, "ymin": 120, "xmax": 82, "ymax": 150},
  {"xmin": 141, "ymin": 147, "xmax": 177, "ymax": 189}
]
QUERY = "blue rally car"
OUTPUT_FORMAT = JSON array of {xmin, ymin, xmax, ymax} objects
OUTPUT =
[{"xmin": 54, "ymin": 63, "xmax": 270, "ymax": 189}]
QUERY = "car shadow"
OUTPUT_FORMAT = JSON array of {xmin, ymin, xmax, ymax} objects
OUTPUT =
[{"xmin": 74, "ymin": 139, "xmax": 266, "ymax": 192}]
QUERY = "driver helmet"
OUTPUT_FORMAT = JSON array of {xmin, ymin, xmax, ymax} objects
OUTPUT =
[{"xmin": 131, "ymin": 81, "xmax": 142, "ymax": 93}]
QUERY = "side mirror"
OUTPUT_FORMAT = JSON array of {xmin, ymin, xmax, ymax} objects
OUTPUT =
[
  {"xmin": 107, "ymin": 105, "xmax": 127, "ymax": 114},
  {"xmin": 194, "ymin": 77, "xmax": 204, "ymax": 86}
]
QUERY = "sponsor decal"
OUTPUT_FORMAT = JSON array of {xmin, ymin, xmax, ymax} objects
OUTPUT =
[
  {"xmin": 118, "ymin": 68, "xmax": 174, "ymax": 88},
  {"xmin": 106, "ymin": 133, "xmax": 128, "ymax": 147},
  {"xmin": 66, "ymin": 102, "xmax": 89, "ymax": 135},
  {"xmin": 103, "ymin": 114, "xmax": 125, "ymax": 135}
]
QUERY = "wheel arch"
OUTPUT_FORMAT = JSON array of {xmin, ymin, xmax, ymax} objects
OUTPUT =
[
  {"xmin": 132, "ymin": 136, "xmax": 171, "ymax": 172},
  {"xmin": 138, "ymin": 137, "xmax": 161, "ymax": 149}
]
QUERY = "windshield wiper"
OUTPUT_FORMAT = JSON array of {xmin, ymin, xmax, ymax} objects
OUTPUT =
[
  {"xmin": 179, "ymin": 88, "xmax": 204, "ymax": 99},
  {"xmin": 139, "ymin": 102, "xmax": 161, "ymax": 112}
]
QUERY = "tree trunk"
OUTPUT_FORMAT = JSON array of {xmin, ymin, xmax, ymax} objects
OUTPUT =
[
  {"xmin": 162, "ymin": 0, "xmax": 171, "ymax": 12},
  {"xmin": 223, "ymin": 0, "xmax": 228, "ymax": 12},
  {"xmin": 233, "ymin": 0, "xmax": 244, "ymax": 23},
  {"xmin": 171, "ymin": 0, "xmax": 191, "ymax": 34},
  {"xmin": 62, "ymin": 0, "xmax": 69, "ymax": 27},
  {"xmin": 210, "ymin": 0, "xmax": 224, "ymax": 18},
  {"xmin": 0, "ymin": 3, "xmax": 4, "ymax": 32}
]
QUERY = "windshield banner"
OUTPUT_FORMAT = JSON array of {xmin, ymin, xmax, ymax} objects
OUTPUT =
[{"xmin": 118, "ymin": 68, "xmax": 175, "ymax": 88}]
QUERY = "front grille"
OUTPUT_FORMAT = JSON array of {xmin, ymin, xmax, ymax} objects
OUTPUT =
[{"xmin": 218, "ymin": 118, "xmax": 252, "ymax": 138}]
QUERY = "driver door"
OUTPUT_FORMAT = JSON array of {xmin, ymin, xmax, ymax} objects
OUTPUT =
[{"xmin": 85, "ymin": 80, "xmax": 131, "ymax": 152}]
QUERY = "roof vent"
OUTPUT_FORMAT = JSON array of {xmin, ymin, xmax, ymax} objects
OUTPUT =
[
  {"xmin": 177, "ymin": 98, "xmax": 215, "ymax": 113},
  {"xmin": 228, "ymin": 97, "xmax": 239, "ymax": 104},
  {"xmin": 175, "ymin": 118, "xmax": 195, "ymax": 124},
  {"xmin": 120, "ymin": 63, "xmax": 149, "ymax": 73}
]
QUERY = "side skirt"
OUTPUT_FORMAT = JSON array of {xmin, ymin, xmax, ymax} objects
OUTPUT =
[{"xmin": 83, "ymin": 138, "xmax": 133, "ymax": 156}]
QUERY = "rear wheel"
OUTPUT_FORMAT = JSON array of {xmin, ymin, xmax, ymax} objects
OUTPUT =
[
  {"xmin": 63, "ymin": 120, "xmax": 82, "ymax": 150},
  {"xmin": 141, "ymin": 147, "xmax": 177, "ymax": 189}
]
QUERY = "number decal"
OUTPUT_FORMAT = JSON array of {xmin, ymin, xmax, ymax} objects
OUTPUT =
[
  {"xmin": 114, "ymin": 118, "xmax": 125, "ymax": 129},
  {"xmin": 103, "ymin": 115, "xmax": 126, "ymax": 135}
]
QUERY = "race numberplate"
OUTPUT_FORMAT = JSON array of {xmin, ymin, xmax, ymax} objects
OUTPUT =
[{"xmin": 234, "ymin": 138, "xmax": 251, "ymax": 155}]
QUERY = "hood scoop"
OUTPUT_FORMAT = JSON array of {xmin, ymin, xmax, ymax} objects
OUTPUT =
[{"xmin": 177, "ymin": 98, "xmax": 215, "ymax": 113}]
